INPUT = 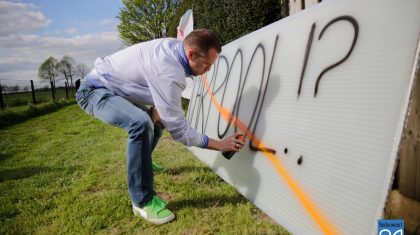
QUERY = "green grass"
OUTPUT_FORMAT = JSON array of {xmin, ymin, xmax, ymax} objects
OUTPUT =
[
  {"xmin": 0, "ymin": 104, "xmax": 290, "ymax": 234},
  {"xmin": 0, "ymin": 100, "xmax": 75, "ymax": 128}
]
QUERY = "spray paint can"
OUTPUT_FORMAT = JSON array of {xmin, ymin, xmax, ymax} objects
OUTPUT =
[{"xmin": 222, "ymin": 134, "xmax": 245, "ymax": 160}]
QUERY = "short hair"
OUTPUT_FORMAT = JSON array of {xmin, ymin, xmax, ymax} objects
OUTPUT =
[{"xmin": 183, "ymin": 29, "xmax": 222, "ymax": 57}]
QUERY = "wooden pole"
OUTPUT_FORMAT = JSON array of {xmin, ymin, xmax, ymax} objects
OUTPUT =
[
  {"xmin": 398, "ymin": 69, "xmax": 420, "ymax": 201},
  {"xmin": 30, "ymin": 80, "xmax": 36, "ymax": 104},
  {"xmin": 0, "ymin": 82, "xmax": 5, "ymax": 111}
]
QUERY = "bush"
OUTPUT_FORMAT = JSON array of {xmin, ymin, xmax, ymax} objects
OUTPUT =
[{"xmin": 168, "ymin": 0, "xmax": 288, "ymax": 45}]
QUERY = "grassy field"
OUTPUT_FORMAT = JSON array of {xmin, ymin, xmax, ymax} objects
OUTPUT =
[
  {"xmin": 0, "ymin": 104, "xmax": 290, "ymax": 234},
  {"xmin": 0, "ymin": 100, "xmax": 75, "ymax": 127}
]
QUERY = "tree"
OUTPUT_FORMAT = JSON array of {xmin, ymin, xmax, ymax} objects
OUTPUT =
[
  {"xmin": 38, "ymin": 56, "xmax": 58, "ymax": 87},
  {"xmin": 57, "ymin": 55, "xmax": 76, "ymax": 88},
  {"xmin": 117, "ymin": 0, "xmax": 180, "ymax": 45},
  {"xmin": 75, "ymin": 63, "xmax": 89, "ymax": 79}
]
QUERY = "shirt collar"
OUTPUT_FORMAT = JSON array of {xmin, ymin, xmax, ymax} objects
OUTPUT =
[{"xmin": 177, "ymin": 42, "xmax": 193, "ymax": 77}]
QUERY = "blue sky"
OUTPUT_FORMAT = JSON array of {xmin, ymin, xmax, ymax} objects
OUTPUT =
[
  {"xmin": 25, "ymin": 0, "xmax": 122, "ymax": 36},
  {"xmin": 0, "ymin": 0, "xmax": 125, "ymax": 85}
]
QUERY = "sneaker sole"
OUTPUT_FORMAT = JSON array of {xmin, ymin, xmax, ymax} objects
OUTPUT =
[{"xmin": 133, "ymin": 207, "xmax": 175, "ymax": 225}]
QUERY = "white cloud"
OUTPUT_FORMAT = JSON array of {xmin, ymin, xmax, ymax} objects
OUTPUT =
[
  {"xmin": 97, "ymin": 18, "xmax": 116, "ymax": 26},
  {"xmin": 0, "ymin": 1, "xmax": 125, "ymax": 85},
  {"xmin": 0, "ymin": 31, "xmax": 125, "ymax": 82},
  {"xmin": 0, "ymin": 1, "xmax": 51, "ymax": 36},
  {"xmin": 64, "ymin": 28, "xmax": 78, "ymax": 35}
]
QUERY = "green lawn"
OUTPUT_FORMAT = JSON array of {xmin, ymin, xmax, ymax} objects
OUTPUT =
[{"xmin": 0, "ymin": 104, "xmax": 290, "ymax": 234}]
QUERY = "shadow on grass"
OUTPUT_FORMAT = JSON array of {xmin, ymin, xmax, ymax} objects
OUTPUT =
[
  {"xmin": 170, "ymin": 194, "xmax": 247, "ymax": 210},
  {"xmin": 0, "ymin": 166, "xmax": 78, "ymax": 182},
  {"xmin": 0, "ymin": 152, "xmax": 13, "ymax": 163},
  {"xmin": 0, "ymin": 100, "xmax": 76, "ymax": 129}
]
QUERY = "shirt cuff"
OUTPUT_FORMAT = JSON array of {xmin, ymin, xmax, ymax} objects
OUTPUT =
[{"xmin": 200, "ymin": 135, "xmax": 209, "ymax": 149}]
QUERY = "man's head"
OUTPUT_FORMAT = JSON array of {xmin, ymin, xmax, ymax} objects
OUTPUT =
[{"xmin": 183, "ymin": 29, "xmax": 221, "ymax": 76}]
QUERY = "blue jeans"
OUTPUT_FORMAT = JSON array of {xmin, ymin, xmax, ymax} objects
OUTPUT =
[{"xmin": 76, "ymin": 81, "xmax": 163, "ymax": 206}]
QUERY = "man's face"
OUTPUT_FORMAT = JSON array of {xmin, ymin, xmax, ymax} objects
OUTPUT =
[{"xmin": 187, "ymin": 48, "xmax": 219, "ymax": 76}]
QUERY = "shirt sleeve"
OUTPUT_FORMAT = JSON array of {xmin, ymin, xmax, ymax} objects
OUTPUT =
[{"xmin": 147, "ymin": 72, "xmax": 208, "ymax": 148}]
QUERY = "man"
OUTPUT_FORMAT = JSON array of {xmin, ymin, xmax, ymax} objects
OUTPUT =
[{"xmin": 76, "ymin": 29, "xmax": 245, "ymax": 225}]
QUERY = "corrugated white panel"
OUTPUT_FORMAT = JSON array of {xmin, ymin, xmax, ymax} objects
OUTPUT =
[{"xmin": 187, "ymin": 0, "xmax": 420, "ymax": 234}]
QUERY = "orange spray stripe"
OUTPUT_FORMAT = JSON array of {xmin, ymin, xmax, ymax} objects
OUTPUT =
[{"xmin": 200, "ymin": 75, "xmax": 338, "ymax": 235}]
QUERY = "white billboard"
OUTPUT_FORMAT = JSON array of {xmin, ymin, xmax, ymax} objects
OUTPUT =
[
  {"xmin": 187, "ymin": 0, "xmax": 420, "ymax": 234},
  {"xmin": 177, "ymin": 9, "xmax": 195, "ymax": 99}
]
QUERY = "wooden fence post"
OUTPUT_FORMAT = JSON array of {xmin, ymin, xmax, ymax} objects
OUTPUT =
[
  {"xmin": 0, "ymin": 82, "xmax": 5, "ymax": 111},
  {"xmin": 30, "ymin": 80, "xmax": 36, "ymax": 105},
  {"xmin": 387, "ymin": 69, "xmax": 420, "ymax": 234}
]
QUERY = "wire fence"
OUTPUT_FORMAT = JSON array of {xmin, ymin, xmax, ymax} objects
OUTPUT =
[{"xmin": 0, "ymin": 79, "xmax": 77, "ymax": 111}]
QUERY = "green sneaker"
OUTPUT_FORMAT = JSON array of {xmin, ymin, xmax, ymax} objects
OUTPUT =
[
  {"xmin": 152, "ymin": 162, "xmax": 165, "ymax": 172},
  {"xmin": 132, "ymin": 196, "xmax": 175, "ymax": 224}
]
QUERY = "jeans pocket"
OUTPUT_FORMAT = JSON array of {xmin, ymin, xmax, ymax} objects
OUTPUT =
[{"xmin": 76, "ymin": 88, "xmax": 95, "ymax": 115}]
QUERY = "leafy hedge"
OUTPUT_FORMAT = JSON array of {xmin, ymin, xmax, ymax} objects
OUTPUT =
[{"xmin": 168, "ymin": 0, "xmax": 288, "ymax": 45}]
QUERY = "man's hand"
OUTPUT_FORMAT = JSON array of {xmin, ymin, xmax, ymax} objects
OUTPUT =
[
  {"xmin": 207, "ymin": 133, "xmax": 245, "ymax": 152},
  {"xmin": 150, "ymin": 107, "xmax": 165, "ymax": 129}
]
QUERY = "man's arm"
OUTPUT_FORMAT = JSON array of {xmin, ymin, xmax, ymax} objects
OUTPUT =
[{"xmin": 151, "ymin": 106, "xmax": 245, "ymax": 152}]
